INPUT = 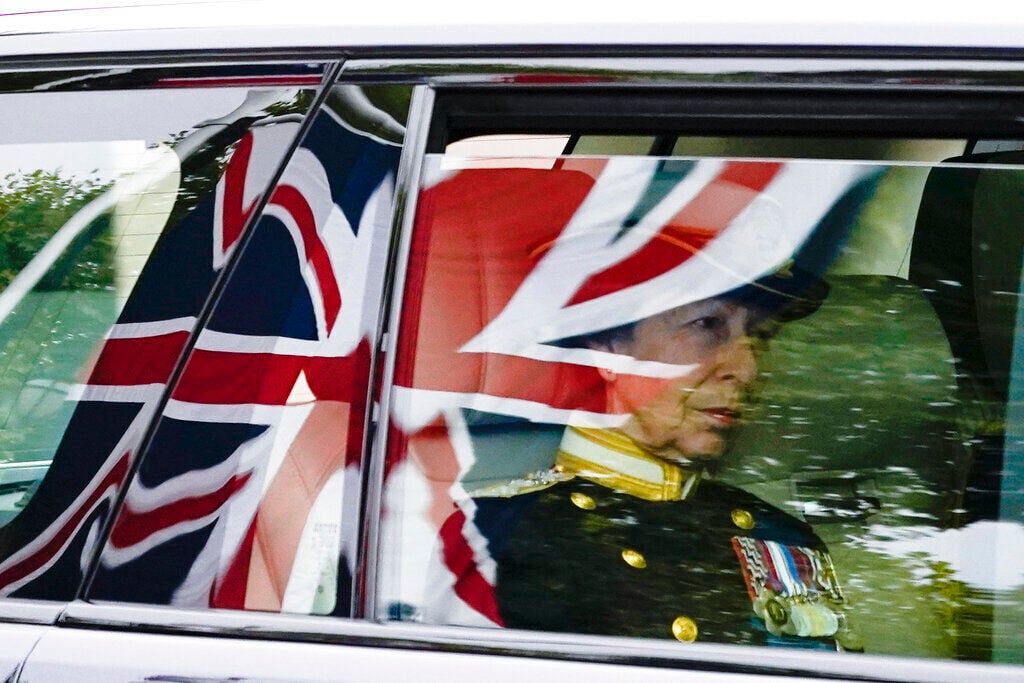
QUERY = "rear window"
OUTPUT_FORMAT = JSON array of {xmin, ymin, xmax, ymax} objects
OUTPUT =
[{"xmin": 0, "ymin": 69, "xmax": 323, "ymax": 600}]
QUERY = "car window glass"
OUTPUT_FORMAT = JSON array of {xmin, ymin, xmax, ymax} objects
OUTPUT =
[
  {"xmin": 379, "ymin": 140, "xmax": 1024, "ymax": 665},
  {"xmin": 0, "ymin": 73, "xmax": 323, "ymax": 601},
  {"xmin": 89, "ymin": 84, "xmax": 410, "ymax": 617}
]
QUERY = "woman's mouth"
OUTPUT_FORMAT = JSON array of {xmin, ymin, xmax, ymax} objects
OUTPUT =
[{"xmin": 699, "ymin": 407, "xmax": 740, "ymax": 427}]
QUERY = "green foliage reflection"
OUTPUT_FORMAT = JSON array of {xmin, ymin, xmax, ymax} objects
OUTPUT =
[{"xmin": 0, "ymin": 170, "xmax": 114, "ymax": 292}]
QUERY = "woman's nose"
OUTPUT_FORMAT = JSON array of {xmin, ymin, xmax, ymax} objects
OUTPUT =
[{"xmin": 716, "ymin": 336, "xmax": 758, "ymax": 386}]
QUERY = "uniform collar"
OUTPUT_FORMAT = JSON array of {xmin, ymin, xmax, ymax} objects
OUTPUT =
[{"xmin": 556, "ymin": 426, "xmax": 701, "ymax": 501}]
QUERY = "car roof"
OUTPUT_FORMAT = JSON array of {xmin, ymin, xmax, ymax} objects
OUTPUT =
[{"xmin": 3, "ymin": 0, "xmax": 1024, "ymax": 59}]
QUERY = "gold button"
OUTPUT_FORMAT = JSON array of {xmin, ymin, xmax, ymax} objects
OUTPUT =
[
  {"xmin": 731, "ymin": 508, "xmax": 755, "ymax": 530},
  {"xmin": 620, "ymin": 549, "xmax": 647, "ymax": 569},
  {"xmin": 570, "ymin": 492, "xmax": 596, "ymax": 510},
  {"xmin": 671, "ymin": 616, "xmax": 698, "ymax": 642}
]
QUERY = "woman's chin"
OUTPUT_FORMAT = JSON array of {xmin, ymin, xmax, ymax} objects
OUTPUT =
[{"xmin": 668, "ymin": 432, "xmax": 727, "ymax": 463}]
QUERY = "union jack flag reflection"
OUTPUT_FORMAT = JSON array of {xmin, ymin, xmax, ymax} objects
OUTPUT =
[
  {"xmin": 382, "ymin": 154, "xmax": 880, "ymax": 626},
  {"xmin": 0, "ymin": 100, "xmax": 401, "ymax": 615}
]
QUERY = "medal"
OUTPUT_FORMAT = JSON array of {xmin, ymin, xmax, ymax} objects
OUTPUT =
[{"xmin": 732, "ymin": 536, "xmax": 848, "ymax": 640}]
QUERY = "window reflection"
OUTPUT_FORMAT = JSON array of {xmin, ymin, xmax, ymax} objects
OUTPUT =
[
  {"xmin": 383, "ymin": 149, "xmax": 1024, "ymax": 664},
  {"xmin": 0, "ymin": 83, "xmax": 316, "ymax": 601}
]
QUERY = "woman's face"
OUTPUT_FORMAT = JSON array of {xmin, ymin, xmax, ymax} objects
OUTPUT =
[{"xmin": 603, "ymin": 297, "xmax": 772, "ymax": 464}]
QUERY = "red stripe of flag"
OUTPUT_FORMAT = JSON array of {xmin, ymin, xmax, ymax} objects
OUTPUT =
[
  {"xmin": 172, "ymin": 350, "xmax": 302, "ymax": 405},
  {"xmin": 221, "ymin": 132, "xmax": 258, "ymax": 254},
  {"xmin": 88, "ymin": 332, "xmax": 190, "ymax": 386},
  {"xmin": 567, "ymin": 161, "xmax": 784, "ymax": 306},
  {"xmin": 171, "ymin": 350, "xmax": 360, "ymax": 405},
  {"xmin": 109, "ymin": 472, "xmax": 252, "ymax": 548},
  {"xmin": 210, "ymin": 519, "xmax": 257, "ymax": 609},
  {"xmin": 269, "ymin": 184, "xmax": 341, "ymax": 334},
  {"xmin": 438, "ymin": 509, "xmax": 505, "ymax": 626}
]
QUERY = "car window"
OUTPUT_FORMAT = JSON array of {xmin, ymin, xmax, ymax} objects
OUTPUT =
[
  {"xmin": 0, "ymin": 67, "xmax": 325, "ymax": 601},
  {"xmin": 379, "ymin": 119, "xmax": 1024, "ymax": 664},
  {"xmin": 88, "ymin": 84, "xmax": 410, "ymax": 616}
]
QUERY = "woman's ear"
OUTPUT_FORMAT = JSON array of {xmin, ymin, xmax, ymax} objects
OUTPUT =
[{"xmin": 589, "ymin": 340, "xmax": 620, "ymax": 383}]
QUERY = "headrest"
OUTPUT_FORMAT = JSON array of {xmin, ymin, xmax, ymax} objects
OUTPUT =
[{"xmin": 721, "ymin": 275, "xmax": 972, "ymax": 529}]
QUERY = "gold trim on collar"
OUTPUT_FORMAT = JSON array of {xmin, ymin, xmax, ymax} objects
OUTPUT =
[{"xmin": 556, "ymin": 427, "xmax": 700, "ymax": 501}]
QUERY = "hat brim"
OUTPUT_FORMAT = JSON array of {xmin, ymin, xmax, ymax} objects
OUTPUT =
[{"xmin": 723, "ymin": 265, "xmax": 830, "ymax": 323}]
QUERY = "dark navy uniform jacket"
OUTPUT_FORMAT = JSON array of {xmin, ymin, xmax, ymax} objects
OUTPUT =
[{"xmin": 473, "ymin": 477, "xmax": 838, "ymax": 649}]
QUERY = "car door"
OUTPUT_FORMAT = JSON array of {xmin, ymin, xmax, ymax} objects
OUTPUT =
[{"xmin": 367, "ymin": 59, "xmax": 1024, "ymax": 678}]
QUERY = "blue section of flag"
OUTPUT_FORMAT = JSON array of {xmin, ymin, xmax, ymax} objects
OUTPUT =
[
  {"xmin": 118, "ymin": 195, "xmax": 218, "ymax": 324},
  {"xmin": 0, "ymin": 401, "xmax": 142, "ymax": 553},
  {"xmin": 206, "ymin": 215, "xmax": 318, "ymax": 340},
  {"xmin": 89, "ymin": 522, "xmax": 217, "ymax": 603},
  {"xmin": 11, "ymin": 501, "xmax": 113, "ymax": 600},
  {"xmin": 137, "ymin": 418, "xmax": 269, "ymax": 486},
  {"xmin": 301, "ymin": 113, "xmax": 401, "ymax": 236}
]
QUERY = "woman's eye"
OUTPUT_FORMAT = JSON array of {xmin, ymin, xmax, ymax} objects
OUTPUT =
[{"xmin": 691, "ymin": 316, "xmax": 725, "ymax": 331}]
